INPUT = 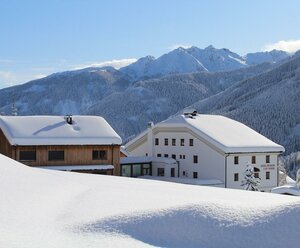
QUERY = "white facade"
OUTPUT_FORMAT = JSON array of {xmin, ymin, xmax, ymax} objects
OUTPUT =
[{"xmin": 125, "ymin": 112, "xmax": 284, "ymax": 191}]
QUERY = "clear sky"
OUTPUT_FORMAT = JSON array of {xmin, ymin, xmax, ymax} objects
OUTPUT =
[{"xmin": 1, "ymin": 0, "xmax": 300, "ymax": 88}]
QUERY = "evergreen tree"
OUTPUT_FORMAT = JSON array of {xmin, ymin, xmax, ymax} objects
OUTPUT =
[{"xmin": 241, "ymin": 162, "xmax": 261, "ymax": 191}]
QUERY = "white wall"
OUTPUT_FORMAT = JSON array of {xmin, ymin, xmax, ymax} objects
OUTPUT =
[
  {"xmin": 152, "ymin": 162, "xmax": 178, "ymax": 177},
  {"xmin": 227, "ymin": 154, "xmax": 278, "ymax": 191},
  {"xmin": 152, "ymin": 131, "xmax": 225, "ymax": 181},
  {"xmin": 128, "ymin": 139, "xmax": 148, "ymax": 157}
]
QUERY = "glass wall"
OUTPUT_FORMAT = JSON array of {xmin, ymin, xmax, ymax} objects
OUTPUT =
[
  {"xmin": 121, "ymin": 165, "xmax": 131, "ymax": 177},
  {"xmin": 121, "ymin": 163, "xmax": 152, "ymax": 177}
]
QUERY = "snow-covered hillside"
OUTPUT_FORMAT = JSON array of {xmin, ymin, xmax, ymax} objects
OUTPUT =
[
  {"xmin": 0, "ymin": 66, "xmax": 132, "ymax": 115},
  {"xmin": 85, "ymin": 63, "xmax": 273, "ymax": 139},
  {"xmin": 1, "ymin": 154, "xmax": 300, "ymax": 248}
]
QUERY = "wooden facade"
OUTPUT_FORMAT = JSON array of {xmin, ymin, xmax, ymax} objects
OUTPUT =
[{"xmin": 0, "ymin": 128, "xmax": 121, "ymax": 176}]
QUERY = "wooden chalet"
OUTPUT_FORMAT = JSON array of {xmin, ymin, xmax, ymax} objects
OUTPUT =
[{"xmin": 0, "ymin": 115, "xmax": 122, "ymax": 175}]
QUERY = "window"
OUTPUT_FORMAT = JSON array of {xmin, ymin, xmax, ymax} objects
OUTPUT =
[
  {"xmin": 189, "ymin": 139, "xmax": 194, "ymax": 146},
  {"xmin": 164, "ymin": 154, "xmax": 169, "ymax": 158},
  {"xmin": 171, "ymin": 168, "xmax": 175, "ymax": 177},
  {"xmin": 252, "ymin": 156, "xmax": 256, "ymax": 164},
  {"xmin": 155, "ymin": 138, "xmax": 159, "ymax": 146},
  {"xmin": 234, "ymin": 173, "xmax": 239, "ymax": 182},
  {"xmin": 193, "ymin": 155, "xmax": 198, "ymax": 164},
  {"xmin": 164, "ymin": 138, "xmax": 168, "ymax": 146},
  {"xmin": 234, "ymin": 156, "xmax": 239, "ymax": 164},
  {"xmin": 157, "ymin": 168, "xmax": 165, "ymax": 176},
  {"xmin": 254, "ymin": 167, "xmax": 260, "ymax": 179},
  {"xmin": 142, "ymin": 164, "xmax": 151, "ymax": 176},
  {"xmin": 193, "ymin": 172, "xmax": 198, "ymax": 178},
  {"xmin": 172, "ymin": 138, "xmax": 176, "ymax": 146},
  {"xmin": 183, "ymin": 171, "xmax": 186, "ymax": 176},
  {"xmin": 92, "ymin": 150, "xmax": 107, "ymax": 160},
  {"xmin": 19, "ymin": 151, "xmax": 36, "ymax": 161},
  {"xmin": 266, "ymin": 171, "xmax": 270, "ymax": 180},
  {"xmin": 145, "ymin": 153, "xmax": 148, "ymax": 156},
  {"xmin": 183, "ymin": 155, "xmax": 186, "ymax": 159},
  {"xmin": 157, "ymin": 153, "xmax": 161, "ymax": 157},
  {"xmin": 180, "ymin": 139, "xmax": 185, "ymax": 146},
  {"xmin": 266, "ymin": 155, "xmax": 270, "ymax": 163},
  {"xmin": 48, "ymin": 151, "xmax": 64, "ymax": 161},
  {"xmin": 172, "ymin": 154, "xmax": 176, "ymax": 159},
  {"xmin": 132, "ymin": 164, "xmax": 142, "ymax": 177}
]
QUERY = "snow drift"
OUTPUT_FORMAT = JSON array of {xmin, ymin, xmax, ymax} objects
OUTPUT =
[{"xmin": 0, "ymin": 154, "xmax": 300, "ymax": 248}]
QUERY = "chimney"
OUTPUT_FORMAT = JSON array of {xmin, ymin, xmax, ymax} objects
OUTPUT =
[
  {"xmin": 183, "ymin": 108, "xmax": 198, "ymax": 118},
  {"xmin": 65, "ymin": 115, "xmax": 73, "ymax": 125}
]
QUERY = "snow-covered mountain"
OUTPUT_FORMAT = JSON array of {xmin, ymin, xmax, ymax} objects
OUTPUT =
[
  {"xmin": 120, "ymin": 48, "xmax": 208, "ymax": 80},
  {"xmin": 245, "ymin": 50, "xmax": 289, "ymax": 65},
  {"xmin": 0, "ymin": 66, "xmax": 131, "ymax": 115},
  {"xmin": 120, "ymin": 45, "xmax": 289, "ymax": 80},
  {"xmin": 186, "ymin": 45, "xmax": 247, "ymax": 72},
  {"xmin": 85, "ymin": 63, "xmax": 274, "ymax": 140}
]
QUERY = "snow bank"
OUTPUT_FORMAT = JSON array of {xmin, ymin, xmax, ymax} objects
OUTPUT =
[{"xmin": 0, "ymin": 154, "xmax": 300, "ymax": 248}]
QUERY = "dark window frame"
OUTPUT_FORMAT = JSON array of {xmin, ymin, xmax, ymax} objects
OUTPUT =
[
  {"xmin": 234, "ymin": 173, "xmax": 239, "ymax": 182},
  {"xmin": 157, "ymin": 168, "xmax": 165, "ymax": 176},
  {"xmin": 180, "ymin": 139, "xmax": 185, "ymax": 146},
  {"xmin": 92, "ymin": 150, "xmax": 108, "ymax": 160},
  {"xmin": 171, "ymin": 168, "xmax": 175, "ymax": 177},
  {"xmin": 164, "ymin": 138, "xmax": 168, "ymax": 146},
  {"xmin": 19, "ymin": 150, "xmax": 36, "ymax": 161},
  {"xmin": 48, "ymin": 150, "xmax": 64, "ymax": 161},
  {"xmin": 266, "ymin": 171, "xmax": 270, "ymax": 180},
  {"xmin": 234, "ymin": 156, "xmax": 239, "ymax": 165},
  {"xmin": 189, "ymin": 139, "xmax": 194, "ymax": 146},
  {"xmin": 266, "ymin": 155, "xmax": 270, "ymax": 163},
  {"xmin": 193, "ymin": 155, "xmax": 198, "ymax": 164},
  {"xmin": 252, "ymin": 156, "xmax": 256, "ymax": 164},
  {"xmin": 172, "ymin": 138, "xmax": 176, "ymax": 146},
  {"xmin": 193, "ymin": 172, "xmax": 198, "ymax": 179},
  {"xmin": 155, "ymin": 138, "xmax": 159, "ymax": 146}
]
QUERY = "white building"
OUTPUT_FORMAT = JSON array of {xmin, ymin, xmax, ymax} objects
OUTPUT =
[{"xmin": 125, "ymin": 110, "xmax": 285, "ymax": 191}]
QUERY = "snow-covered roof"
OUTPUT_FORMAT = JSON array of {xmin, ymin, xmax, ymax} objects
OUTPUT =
[
  {"xmin": 0, "ymin": 115, "xmax": 122, "ymax": 146},
  {"xmin": 271, "ymin": 185, "xmax": 300, "ymax": 196},
  {"xmin": 37, "ymin": 165, "xmax": 114, "ymax": 171},
  {"xmin": 157, "ymin": 114, "xmax": 284, "ymax": 153},
  {"xmin": 120, "ymin": 146, "xmax": 130, "ymax": 156},
  {"xmin": 121, "ymin": 156, "xmax": 177, "ymax": 165}
]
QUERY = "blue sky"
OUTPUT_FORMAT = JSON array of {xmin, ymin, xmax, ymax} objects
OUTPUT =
[{"xmin": 1, "ymin": 0, "xmax": 300, "ymax": 88}]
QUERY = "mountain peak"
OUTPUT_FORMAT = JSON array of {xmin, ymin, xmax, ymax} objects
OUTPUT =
[{"xmin": 205, "ymin": 45, "xmax": 215, "ymax": 50}]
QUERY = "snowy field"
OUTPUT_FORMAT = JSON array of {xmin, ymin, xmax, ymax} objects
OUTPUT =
[{"xmin": 1, "ymin": 154, "xmax": 300, "ymax": 248}]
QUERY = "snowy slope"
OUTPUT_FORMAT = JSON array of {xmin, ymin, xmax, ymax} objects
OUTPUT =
[
  {"xmin": 245, "ymin": 49, "xmax": 289, "ymax": 65},
  {"xmin": 1, "ymin": 154, "xmax": 300, "ymax": 248},
  {"xmin": 0, "ymin": 66, "xmax": 132, "ymax": 115},
  {"xmin": 186, "ymin": 45, "xmax": 248, "ymax": 72},
  {"xmin": 85, "ymin": 63, "xmax": 274, "ymax": 139},
  {"xmin": 120, "ymin": 47, "xmax": 208, "ymax": 80}
]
